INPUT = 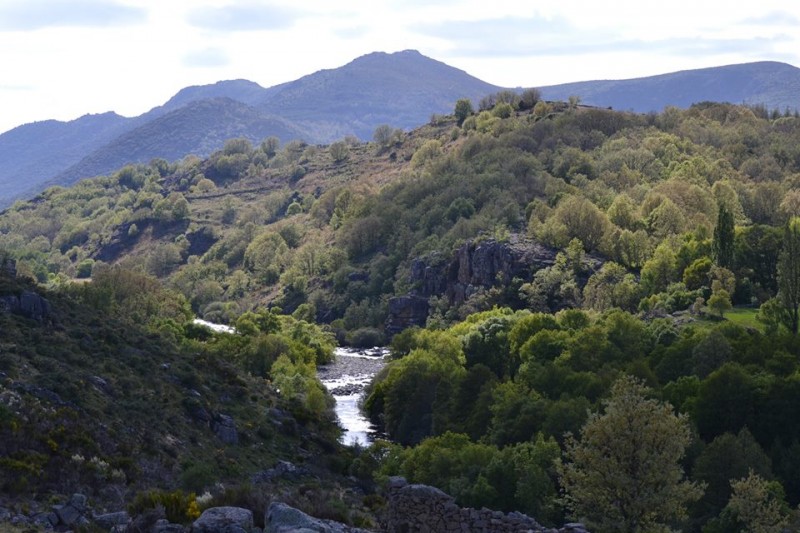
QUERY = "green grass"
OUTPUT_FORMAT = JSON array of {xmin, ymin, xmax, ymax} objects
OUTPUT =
[{"xmin": 723, "ymin": 307, "xmax": 763, "ymax": 332}]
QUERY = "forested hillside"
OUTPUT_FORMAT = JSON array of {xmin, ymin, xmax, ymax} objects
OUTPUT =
[{"xmin": 5, "ymin": 92, "xmax": 800, "ymax": 530}]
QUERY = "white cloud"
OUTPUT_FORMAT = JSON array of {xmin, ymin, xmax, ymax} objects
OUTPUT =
[
  {"xmin": 186, "ymin": 3, "xmax": 300, "ymax": 32},
  {"xmin": 0, "ymin": 0, "xmax": 146, "ymax": 31},
  {"xmin": 184, "ymin": 48, "xmax": 231, "ymax": 68},
  {"xmin": 1, "ymin": 0, "xmax": 800, "ymax": 134}
]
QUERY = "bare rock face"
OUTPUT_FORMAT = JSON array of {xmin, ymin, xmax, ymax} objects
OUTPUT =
[
  {"xmin": 385, "ymin": 295, "xmax": 429, "ymax": 336},
  {"xmin": 192, "ymin": 506, "xmax": 253, "ymax": 533},
  {"xmin": 265, "ymin": 502, "xmax": 372, "ymax": 533},
  {"xmin": 410, "ymin": 236, "xmax": 560, "ymax": 305},
  {"xmin": 213, "ymin": 413, "xmax": 239, "ymax": 445},
  {"xmin": 387, "ymin": 236, "xmax": 560, "ymax": 335},
  {"xmin": 0, "ymin": 290, "xmax": 51, "ymax": 322}
]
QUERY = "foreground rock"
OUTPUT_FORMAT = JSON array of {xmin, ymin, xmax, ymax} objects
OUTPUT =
[
  {"xmin": 266, "ymin": 502, "xmax": 372, "ymax": 533},
  {"xmin": 193, "ymin": 506, "xmax": 253, "ymax": 533},
  {"xmin": 385, "ymin": 477, "xmax": 589, "ymax": 533}
]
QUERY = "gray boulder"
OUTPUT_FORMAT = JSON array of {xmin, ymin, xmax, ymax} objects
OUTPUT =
[
  {"xmin": 93, "ymin": 510, "xmax": 130, "ymax": 529},
  {"xmin": 265, "ymin": 502, "xmax": 371, "ymax": 533},
  {"xmin": 54, "ymin": 503, "xmax": 81, "ymax": 527},
  {"xmin": 213, "ymin": 414, "xmax": 239, "ymax": 445},
  {"xmin": 192, "ymin": 506, "xmax": 253, "ymax": 533}
]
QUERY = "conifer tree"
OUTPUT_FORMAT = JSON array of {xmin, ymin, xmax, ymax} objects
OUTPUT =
[
  {"xmin": 712, "ymin": 204, "xmax": 735, "ymax": 268},
  {"xmin": 558, "ymin": 375, "xmax": 704, "ymax": 532}
]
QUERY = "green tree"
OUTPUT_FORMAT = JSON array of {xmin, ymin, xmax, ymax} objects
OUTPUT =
[
  {"xmin": 725, "ymin": 471, "xmax": 789, "ymax": 533},
  {"xmin": 373, "ymin": 124, "xmax": 395, "ymax": 147},
  {"xmin": 713, "ymin": 204, "xmax": 735, "ymax": 268},
  {"xmin": 454, "ymin": 98, "xmax": 474, "ymax": 126},
  {"xmin": 707, "ymin": 280, "xmax": 733, "ymax": 318},
  {"xmin": 777, "ymin": 217, "xmax": 800, "ymax": 335},
  {"xmin": 558, "ymin": 375, "xmax": 703, "ymax": 533},
  {"xmin": 329, "ymin": 141, "xmax": 349, "ymax": 163}
]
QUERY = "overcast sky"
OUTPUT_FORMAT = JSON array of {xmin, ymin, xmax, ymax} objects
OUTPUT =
[{"xmin": 1, "ymin": 0, "xmax": 799, "ymax": 134}]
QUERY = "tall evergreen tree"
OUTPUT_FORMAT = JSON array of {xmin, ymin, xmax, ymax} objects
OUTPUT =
[
  {"xmin": 712, "ymin": 204, "xmax": 735, "ymax": 268},
  {"xmin": 777, "ymin": 217, "xmax": 800, "ymax": 335}
]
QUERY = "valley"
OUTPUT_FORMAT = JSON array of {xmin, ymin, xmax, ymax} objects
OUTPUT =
[{"xmin": 3, "ymin": 74, "xmax": 800, "ymax": 531}]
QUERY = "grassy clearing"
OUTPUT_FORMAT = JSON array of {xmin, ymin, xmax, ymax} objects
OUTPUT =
[{"xmin": 723, "ymin": 307, "xmax": 763, "ymax": 332}]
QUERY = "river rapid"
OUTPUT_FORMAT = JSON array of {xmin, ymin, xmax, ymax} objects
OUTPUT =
[
  {"xmin": 317, "ymin": 347, "xmax": 388, "ymax": 446},
  {"xmin": 192, "ymin": 319, "xmax": 387, "ymax": 446}
]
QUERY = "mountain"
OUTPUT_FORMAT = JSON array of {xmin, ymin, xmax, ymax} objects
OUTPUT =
[
  {"xmin": 256, "ymin": 49, "xmax": 501, "ymax": 141},
  {"xmin": 0, "ymin": 50, "xmax": 500, "ymax": 208},
  {"xmin": 47, "ymin": 98, "xmax": 305, "ymax": 191},
  {"xmin": 3, "ymin": 53, "xmax": 800, "ymax": 208},
  {"xmin": 539, "ymin": 61, "xmax": 800, "ymax": 112},
  {"xmin": 0, "ymin": 112, "xmax": 130, "ymax": 200}
]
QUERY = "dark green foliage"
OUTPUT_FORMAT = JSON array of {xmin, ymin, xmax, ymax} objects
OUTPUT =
[
  {"xmin": 453, "ymin": 98, "xmax": 474, "ymax": 126},
  {"xmin": 777, "ymin": 218, "xmax": 800, "ymax": 334},
  {"xmin": 713, "ymin": 204, "xmax": 735, "ymax": 268},
  {"xmin": 691, "ymin": 428, "xmax": 774, "ymax": 525}
]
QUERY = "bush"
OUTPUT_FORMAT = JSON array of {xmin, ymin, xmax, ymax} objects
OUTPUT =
[
  {"xmin": 129, "ymin": 490, "xmax": 200, "ymax": 524},
  {"xmin": 348, "ymin": 327, "xmax": 385, "ymax": 348}
]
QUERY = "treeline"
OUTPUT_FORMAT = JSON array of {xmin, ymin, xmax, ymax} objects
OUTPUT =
[{"xmin": 361, "ymin": 306, "xmax": 800, "ymax": 531}]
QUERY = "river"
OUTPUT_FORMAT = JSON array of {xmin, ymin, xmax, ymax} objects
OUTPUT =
[
  {"xmin": 192, "ymin": 319, "xmax": 387, "ymax": 446},
  {"xmin": 317, "ymin": 347, "xmax": 388, "ymax": 446}
]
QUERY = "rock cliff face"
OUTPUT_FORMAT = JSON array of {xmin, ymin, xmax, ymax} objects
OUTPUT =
[
  {"xmin": 0, "ymin": 290, "xmax": 52, "ymax": 322},
  {"xmin": 387, "ymin": 236, "xmax": 560, "ymax": 334},
  {"xmin": 410, "ymin": 237, "xmax": 559, "ymax": 305}
]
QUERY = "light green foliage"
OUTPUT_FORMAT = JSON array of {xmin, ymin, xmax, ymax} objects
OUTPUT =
[
  {"xmin": 558, "ymin": 375, "xmax": 704, "ymax": 533},
  {"xmin": 707, "ymin": 281, "xmax": 733, "ymax": 318},
  {"xmin": 725, "ymin": 470, "xmax": 790, "ymax": 533},
  {"xmin": 607, "ymin": 194, "xmax": 641, "ymax": 230},
  {"xmin": 641, "ymin": 241, "xmax": 679, "ymax": 295},
  {"xmin": 329, "ymin": 141, "xmax": 350, "ymax": 163},
  {"xmin": 583, "ymin": 262, "xmax": 640, "ymax": 312},
  {"xmin": 410, "ymin": 139, "xmax": 442, "ymax": 168},
  {"xmin": 244, "ymin": 231, "xmax": 288, "ymax": 284},
  {"xmin": 547, "ymin": 196, "xmax": 609, "ymax": 251}
]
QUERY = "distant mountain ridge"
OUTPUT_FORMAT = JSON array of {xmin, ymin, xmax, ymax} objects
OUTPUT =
[
  {"xmin": 0, "ymin": 50, "xmax": 499, "ymax": 206},
  {"xmin": 2, "ymin": 52, "xmax": 800, "ymax": 207},
  {"xmin": 539, "ymin": 61, "xmax": 800, "ymax": 112}
]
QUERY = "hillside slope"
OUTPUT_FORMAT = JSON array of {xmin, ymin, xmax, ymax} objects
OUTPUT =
[{"xmin": 46, "ymin": 98, "xmax": 305, "ymax": 191}]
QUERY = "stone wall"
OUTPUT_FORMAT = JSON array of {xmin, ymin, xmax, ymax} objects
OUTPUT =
[{"xmin": 384, "ymin": 477, "xmax": 589, "ymax": 533}]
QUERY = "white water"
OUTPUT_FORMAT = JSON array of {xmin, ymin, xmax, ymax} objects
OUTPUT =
[
  {"xmin": 318, "ymin": 347, "xmax": 388, "ymax": 446},
  {"xmin": 192, "ymin": 318, "xmax": 235, "ymax": 334},
  {"xmin": 192, "ymin": 318, "xmax": 386, "ymax": 446}
]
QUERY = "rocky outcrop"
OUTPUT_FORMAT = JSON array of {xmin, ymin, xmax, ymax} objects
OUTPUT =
[
  {"xmin": 0, "ymin": 290, "xmax": 51, "ymax": 322},
  {"xmin": 411, "ymin": 236, "xmax": 559, "ymax": 305},
  {"xmin": 385, "ymin": 295, "xmax": 429, "ymax": 335},
  {"xmin": 386, "ymin": 236, "xmax": 559, "ymax": 335},
  {"xmin": 192, "ymin": 506, "xmax": 253, "ymax": 533},
  {"xmin": 265, "ymin": 502, "xmax": 372, "ymax": 533},
  {"xmin": 213, "ymin": 413, "xmax": 239, "ymax": 445},
  {"xmin": 385, "ymin": 477, "xmax": 589, "ymax": 533}
]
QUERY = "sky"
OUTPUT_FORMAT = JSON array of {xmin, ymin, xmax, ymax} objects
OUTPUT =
[{"xmin": 1, "ymin": 0, "xmax": 800, "ymax": 134}]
